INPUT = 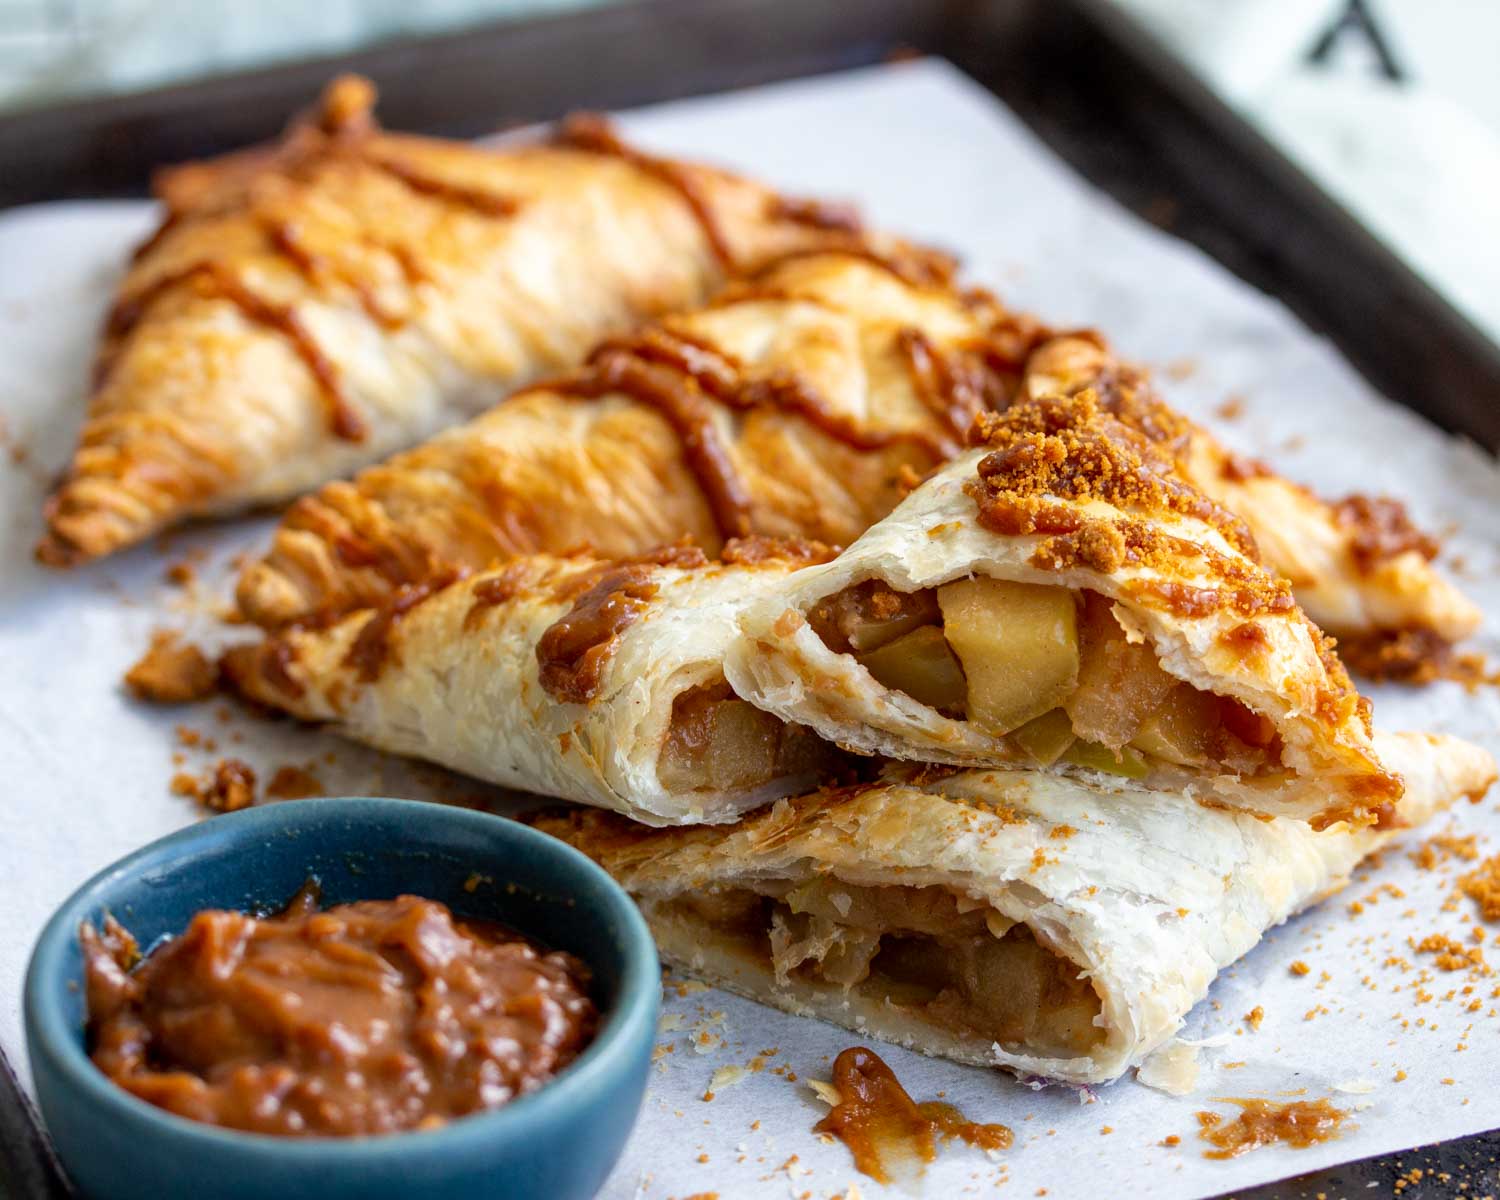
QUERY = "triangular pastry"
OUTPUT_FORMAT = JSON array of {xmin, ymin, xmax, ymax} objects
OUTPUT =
[
  {"xmin": 39, "ymin": 75, "xmax": 918, "ymax": 565},
  {"xmin": 233, "ymin": 249, "xmax": 1044, "ymax": 627},
  {"xmin": 534, "ymin": 731, "xmax": 1493, "ymax": 1084},
  {"xmin": 1018, "ymin": 334, "xmax": 1482, "ymax": 654},
  {"xmin": 726, "ymin": 390, "xmax": 1402, "ymax": 828}
]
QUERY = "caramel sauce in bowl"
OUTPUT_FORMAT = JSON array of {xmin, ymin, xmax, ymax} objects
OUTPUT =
[{"xmin": 25, "ymin": 797, "xmax": 660, "ymax": 1200}]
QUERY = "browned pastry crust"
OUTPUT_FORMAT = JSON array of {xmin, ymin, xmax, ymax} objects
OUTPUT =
[
  {"xmin": 1016, "ymin": 335, "xmax": 1482, "ymax": 651},
  {"xmin": 235, "ymin": 250, "xmax": 1052, "ymax": 627},
  {"xmin": 39, "ymin": 75, "xmax": 916, "ymax": 566}
]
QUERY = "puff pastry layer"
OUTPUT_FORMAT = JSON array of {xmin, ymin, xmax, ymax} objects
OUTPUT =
[
  {"xmin": 535, "ymin": 731, "xmax": 1492, "ymax": 1084},
  {"xmin": 40, "ymin": 76, "xmax": 912, "ymax": 565},
  {"xmin": 233, "ymin": 249, "xmax": 1039, "ymax": 627}
]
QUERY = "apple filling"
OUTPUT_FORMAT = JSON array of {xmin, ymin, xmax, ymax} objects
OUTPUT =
[
  {"xmin": 808, "ymin": 579, "xmax": 1281, "ymax": 777},
  {"xmin": 656, "ymin": 878, "xmax": 1103, "ymax": 1057},
  {"xmin": 659, "ymin": 680, "xmax": 847, "ymax": 793}
]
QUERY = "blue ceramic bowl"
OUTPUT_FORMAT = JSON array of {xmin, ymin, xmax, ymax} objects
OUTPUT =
[{"xmin": 25, "ymin": 797, "xmax": 659, "ymax": 1200}]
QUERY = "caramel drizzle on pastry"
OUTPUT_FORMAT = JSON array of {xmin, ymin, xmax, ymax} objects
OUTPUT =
[
  {"xmin": 895, "ymin": 327, "xmax": 1007, "ymax": 454},
  {"xmin": 615, "ymin": 326, "xmax": 958, "ymax": 457},
  {"xmin": 556, "ymin": 112, "xmax": 740, "ymax": 269},
  {"xmin": 105, "ymin": 76, "xmax": 522, "ymax": 441},
  {"xmin": 101, "ymin": 263, "xmax": 366, "ymax": 441},
  {"xmin": 536, "ymin": 318, "xmax": 1009, "ymax": 544},
  {"xmin": 342, "ymin": 567, "xmax": 468, "ymax": 682},
  {"xmin": 535, "ymin": 543, "xmax": 709, "ymax": 703},
  {"xmin": 766, "ymin": 195, "xmax": 863, "ymax": 233},
  {"xmin": 357, "ymin": 153, "xmax": 520, "ymax": 218},
  {"xmin": 1331, "ymin": 494, "xmax": 1440, "ymax": 572},
  {"xmin": 261, "ymin": 215, "xmax": 405, "ymax": 331}
]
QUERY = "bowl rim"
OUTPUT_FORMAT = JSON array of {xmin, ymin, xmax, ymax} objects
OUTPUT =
[{"xmin": 24, "ymin": 796, "xmax": 660, "ymax": 1161}]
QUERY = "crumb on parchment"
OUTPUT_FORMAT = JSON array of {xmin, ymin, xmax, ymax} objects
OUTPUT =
[{"xmin": 124, "ymin": 631, "xmax": 216, "ymax": 704}]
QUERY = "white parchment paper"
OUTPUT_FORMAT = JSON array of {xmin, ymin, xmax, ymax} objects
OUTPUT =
[{"xmin": 2, "ymin": 60, "xmax": 1499, "ymax": 1200}]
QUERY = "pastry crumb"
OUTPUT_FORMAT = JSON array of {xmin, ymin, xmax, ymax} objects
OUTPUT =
[{"xmin": 124, "ymin": 631, "xmax": 217, "ymax": 704}]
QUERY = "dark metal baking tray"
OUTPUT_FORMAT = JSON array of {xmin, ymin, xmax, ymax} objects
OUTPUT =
[{"xmin": 1, "ymin": 1, "xmax": 1495, "ymax": 1197}]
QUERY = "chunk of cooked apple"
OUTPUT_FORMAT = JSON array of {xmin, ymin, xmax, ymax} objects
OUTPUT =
[
  {"xmin": 936, "ymin": 577, "xmax": 1080, "ymax": 736},
  {"xmin": 1065, "ymin": 592, "xmax": 1178, "ymax": 749},
  {"xmin": 1129, "ymin": 683, "xmax": 1222, "ymax": 767},
  {"xmin": 855, "ymin": 624, "xmax": 968, "ymax": 714}
]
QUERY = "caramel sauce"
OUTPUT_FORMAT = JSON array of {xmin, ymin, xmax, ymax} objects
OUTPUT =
[
  {"xmin": 766, "ymin": 195, "xmax": 863, "ymax": 233},
  {"xmin": 1332, "ymin": 494, "xmax": 1441, "ymax": 572},
  {"xmin": 557, "ymin": 348, "xmax": 755, "ymax": 540},
  {"xmin": 343, "ymin": 569, "xmax": 465, "ymax": 682},
  {"xmin": 550, "ymin": 325, "xmax": 967, "ymax": 543},
  {"xmin": 720, "ymin": 534, "xmax": 839, "ymax": 567},
  {"xmin": 896, "ymin": 326, "xmax": 1002, "ymax": 452},
  {"xmin": 816, "ymin": 1047, "xmax": 1012, "ymax": 1184},
  {"xmin": 618, "ymin": 325, "xmax": 957, "ymax": 457},
  {"xmin": 102, "ymin": 263, "xmax": 365, "ymax": 442},
  {"xmin": 1195, "ymin": 1098, "xmax": 1347, "ymax": 1159},
  {"xmin": 265, "ymin": 764, "xmax": 324, "ymax": 800},
  {"xmin": 81, "ymin": 890, "xmax": 596, "ymax": 1137},
  {"xmin": 263, "ymin": 217, "xmax": 404, "ymax": 331},
  {"xmin": 535, "ymin": 563, "xmax": 661, "ymax": 704},
  {"xmin": 361, "ymin": 153, "xmax": 520, "ymax": 218},
  {"xmin": 1338, "ymin": 627, "xmax": 1498, "ymax": 689},
  {"xmin": 463, "ymin": 562, "xmax": 535, "ymax": 630},
  {"xmin": 1220, "ymin": 452, "xmax": 1273, "ymax": 483},
  {"xmin": 557, "ymin": 112, "xmax": 736, "ymax": 269}
]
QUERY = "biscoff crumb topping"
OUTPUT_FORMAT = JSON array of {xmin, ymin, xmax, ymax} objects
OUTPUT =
[
  {"xmin": 966, "ymin": 393, "xmax": 1300, "ymax": 628},
  {"xmin": 1332, "ymin": 494, "xmax": 1440, "ymax": 572},
  {"xmin": 1459, "ymin": 856, "xmax": 1500, "ymax": 923}
]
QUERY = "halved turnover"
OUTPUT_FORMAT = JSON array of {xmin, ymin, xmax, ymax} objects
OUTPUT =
[
  {"xmin": 40, "ymin": 75, "xmax": 920, "ymax": 565},
  {"xmin": 726, "ymin": 389, "xmax": 1401, "ymax": 828},
  {"xmin": 1018, "ymin": 334, "xmax": 1482, "ymax": 662},
  {"xmin": 535, "ymin": 732, "xmax": 1493, "ymax": 1084},
  {"xmin": 224, "ymin": 540, "xmax": 855, "ymax": 825}
]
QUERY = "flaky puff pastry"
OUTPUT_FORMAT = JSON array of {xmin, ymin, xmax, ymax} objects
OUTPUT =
[
  {"xmin": 726, "ymin": 390, "xmax": 1405, "ymax": 828},
  {"xmin": 1019, "ymin": 335, "xmax": 1483, "ymax": 651},
  {"xmin": 39, "ymin": 75, "xmax": 913, "ymax": 566},
  {"xmin": 535, "ymin": 733, "xmax": 1492, "ymax": 1085},
  {"xmin": 223, "ymin": 540, "xmax": 851, "ymax": 826},
  {"xmin": 233, "ymin": 250, "xmax": 1043, "ymax": 627}
]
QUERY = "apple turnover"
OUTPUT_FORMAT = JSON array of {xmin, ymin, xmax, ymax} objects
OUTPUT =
[
  {"xmin": 40, "ymin": 75, "xmax": 928, "ymax": 566},
  {"xmin": 233, "ymin": 249, "xmax": 1044, "ymax": 627},
  {"xmin": 726, "ymin": 389, "xmax": 1411, "ymax": 828},
  {"xmin": 534, "ymin": 732, "xmax": 1493, "ymax": 1084}
]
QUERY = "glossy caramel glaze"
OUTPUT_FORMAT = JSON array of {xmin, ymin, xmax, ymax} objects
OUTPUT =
[
  {"xmin": 1196, "ymin": 1098, "xmax": 1347, "ymax": 1159},
  {"xmin": 816, "ymin": 1047, "xmax": 1012, "ymax": 1183}
]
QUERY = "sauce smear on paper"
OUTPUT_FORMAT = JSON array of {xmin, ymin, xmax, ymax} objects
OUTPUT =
[
  {"xmin": 815, "ymin": 1047, "xmax": 1011, "ymax": 1183},
  {"xmin": 1196, "ymin": 1097, "xmax": 1348, "ymax": 1159}
]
